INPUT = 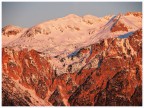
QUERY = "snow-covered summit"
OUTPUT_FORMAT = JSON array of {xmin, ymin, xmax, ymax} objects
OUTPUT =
[
  {"xmin": 2, "ymin": 25, "xmax": 23, "ymax": 36},
  {"xmin": 2, "ymin": 12, "xmax": 142, "ymax": 57},
  {"xmin": 2, "ymin": 25, "xmax": 28, "ymax": 46}
]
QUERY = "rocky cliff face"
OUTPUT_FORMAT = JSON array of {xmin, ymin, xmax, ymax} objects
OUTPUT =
[{"xmin": 2, "ymin": 12, "xmax": 142, "ymax": 106}]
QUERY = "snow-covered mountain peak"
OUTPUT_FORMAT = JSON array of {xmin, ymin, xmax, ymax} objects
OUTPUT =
[
  {"xmin": 125, "ymin": 12, "xmax": 142, "ymax": 17},
  {"xmin": 102, "ymin": 14, "xmax": 114, "ymax": 20},
  {"xmin": 2, "ymin": 12, "xmax": 142, "ymax": 57},
  {"xmin": 83, "ymin": 14, "xmax": 99, "ymax": 19},
  {"xmin": 2, "ymin": 25, "xmax": 23, "ymax": 36},
  {"xmin": 2, "ymin": 24, "xmax": 21, "ymax": 29},
  {"xmin": 82, "ymin": 15, "xmax": 101, "ymax": 25},
  {"xmin": 2, "ymin": 25, "xmax": 28, "ymax": 46},
  {"xmin": 20, "ymin": 14, "xmax": 106, "ymax": 39},
  {"xmin": 63, "ymin": 14, "xmax": 81, "ymax": 19}
]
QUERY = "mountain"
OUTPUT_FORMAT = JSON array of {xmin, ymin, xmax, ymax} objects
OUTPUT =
[{"xmin": 2, "ymin": 12, "xmax": 142, "ymax": 106}]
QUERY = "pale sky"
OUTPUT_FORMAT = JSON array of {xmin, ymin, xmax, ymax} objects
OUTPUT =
[{"xmin": 2, "ymin": 2, "xmax": 142, "ymax": 28}]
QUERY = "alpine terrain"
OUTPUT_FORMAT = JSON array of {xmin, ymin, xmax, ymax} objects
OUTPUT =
[{"xmin": 2, "ymin": 12, "xmax": 142, "ymax": 106}]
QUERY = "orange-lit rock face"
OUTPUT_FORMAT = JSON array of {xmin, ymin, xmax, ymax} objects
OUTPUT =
[
  {"xmin": 69, "ymin": 30, "xmax": 142, "ymax": 106},
  {"xmin": 111, "ymin": 21, "xmax": 128, "ymax": 32},
  {"xmin": 2, "ymin": 29, "xmax": 142, "ymax": 106}
]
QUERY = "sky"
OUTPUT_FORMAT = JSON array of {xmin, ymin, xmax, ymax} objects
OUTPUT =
[{"xmin": 2, "ymin": 2, "xmax": 142, "ymax": 28}]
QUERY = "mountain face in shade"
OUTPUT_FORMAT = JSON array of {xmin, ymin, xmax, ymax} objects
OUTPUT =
[{"xmin": 2, "ymin": 12, "xmax": 142, "ymax": 106}]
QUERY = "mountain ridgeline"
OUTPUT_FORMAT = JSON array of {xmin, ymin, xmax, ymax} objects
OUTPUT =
[{"xmin": 2, "ymin": 12, "xmax": 142, "ymax": 106}]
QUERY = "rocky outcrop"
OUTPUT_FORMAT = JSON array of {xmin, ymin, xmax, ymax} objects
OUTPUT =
[
  {"xmin": 111, "ymin": 21, "xmax": 128, "ymax": 32},
  {"xmin": 2, "ymin": 25, "xmax": 22, "ymax": 36}
]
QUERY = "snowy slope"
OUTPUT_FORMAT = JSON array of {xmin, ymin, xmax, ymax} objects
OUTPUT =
[
  {"xmin": 2, "ymin": 25, "xmax": 28, "ymax": 46},
  {"xmin": 2, "ymin": 13, "xmax": 142, "ymax": 57}
]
